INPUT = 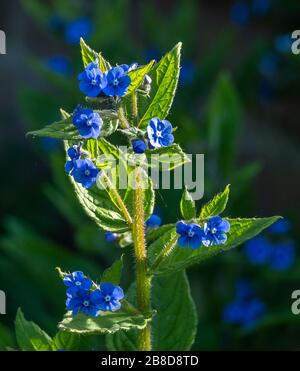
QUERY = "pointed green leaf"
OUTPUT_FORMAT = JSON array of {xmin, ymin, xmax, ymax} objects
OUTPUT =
[
  {"xmin": 27, "ymin": 116, "xmax": 80, "ymax": 140},
  {"xmin": 199, "ymin": 184, "xmax": 230, "ymax": 219},
  {"xmin": 101, "ymin": 255, "xmax": 123, "ymax": 285},
  {"xmin": 149, "ymin": 216, "xmax": 281, "ymax": 276},
  {"xmin": 138, "ymin": 42, "xmax": 182, "ymax": 128},
  {"xmin": 125, "ymin": 60, "xmax": 155, "ymax": 96},
  {"xmin": 15, "ymin": 308, "xmax": 52, "ymax": 351},
  {"xmin": 80, "ymin": 37, "xmax": 110, "ymax": 71},
  {"xmin": 180, "ymin": 187, "xmax": 196, "ymax": 219},
  {"xmin": 106, "ymin": 271, "xmax": 197, "ymax": 350},
  {"xmin": 59, "ymin": 309, "xmax": 151, "ymax": 335}
]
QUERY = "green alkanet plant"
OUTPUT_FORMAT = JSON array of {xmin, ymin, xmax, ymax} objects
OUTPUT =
[{"xmin": 27, "ymin": 38, "xmax": 280, "ymax": 351}]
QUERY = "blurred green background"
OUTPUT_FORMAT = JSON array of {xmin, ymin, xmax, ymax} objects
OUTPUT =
[{"xmin": 0, "ymin": 0, "xmax": 300, "ymax": 350}]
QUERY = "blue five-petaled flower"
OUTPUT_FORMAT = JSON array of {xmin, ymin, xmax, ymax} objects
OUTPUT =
[
  {"xmin": 63, "ymin": 271, "xmax": 93, "ymax": 296},
  {"xmin": 71, "ymin": 159, "xmax": 100, "ymax": 189},
  {"xmin": 72, "ymin": 106, "xmax": 103, "ymax": 139},
  {"xmin": 78, "ymin": 61, "xmax": 107, "ymax": 97},
  {"xmin": 202, "ymin": 216, "xmax": 231, "ymax": 247},
  {"xmin": 147, "ymin": 118, "xmax": 174, "ymax": 149},
  {"xmin": 176, "ymin": 222, "xmax": 204, "ymax": 250},
  {"xmin": 97, "ymin": 282, "xmax": 125, "ymax": 312},
  {"xmin": 103, "ymin": 66, "xmax": 131, "ymax": 97}
]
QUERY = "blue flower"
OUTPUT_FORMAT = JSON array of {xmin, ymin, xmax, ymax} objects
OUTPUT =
[
  {"xmin": 66, "ymin": 289, "xmax": 102, "ymax": 317},
  {"xmin": 63, "ymin": 271, "xmax": 93, "ymax": 296},
  {"xmin": 202, "ymin": 216, "xmax": 230, "ymax": 247},
  {"xmin": 274, "ymin": 34, "xmax": 292, "ymax": 53},
  {"xmin": 97, "ymin": 282, "xmax": 125, "ymax": 312},
  {"xmin": 105, "ymin": 232, "xmax": 118, "ymax": 243},
  {"xmin": 244, "ymin": 236, "xmax": 272, "ymax": 265},
  {"xmin": 230, "ymin": 2, "xmax": 250, "ymax": 26},
  {"xmin": 64, "ymin": 17, "xmax": 93, "ymax": 45},
  {"xmin": 78, "ymin": 62, "xmax": 107, "ymax": 97},
  {"xmin": 103, "ymin": 66, "xmax": 131, "ymax": 97},
  {"xmin": 72, "ymin": 159, "xmax": 100, "ymax": 189},
  {"xmin": 72, "ymin": 107, "xmax": 103, "ymax": 139},
  {"xmin": 223, "ymin": 281, "xmax": 266, "ymax": 327},
  {"xmin": 147, "ymin": 118, "xmax": 174, "ymax": 149},
  {"xmin": 132, "ymin": 139, "xmax": 147, "ymax": 154},
  {"xmin": 270, "ymin": 241, "xmax": 295, "ymax": 271},
  {"xmin": 64, "ymin": 145, "xmax": 81, "ymax": 173},
  {"xmin": 223, "ymin": 298, "xmax": 266, "ymax": 327},
  {"xmin": 268, "ymin": 219, "xmax": 290, "ymax": 235},
  {"xmin": 146, "ymin": 214, "xmax": 162, "ymax": 229},
  {"xmin": 176, "ymin": 221, "xmax": 204, "ymax": 250},
  {"xmin": 46, "ymin": 55, "xmax": 72, "ymax": 76}
]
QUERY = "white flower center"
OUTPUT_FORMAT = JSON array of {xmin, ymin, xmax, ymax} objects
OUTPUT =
[
  {"xmin": 85, "ymin": 170, "xmax": 91, "ymax": 176},
  {"xmin": 75, "ymin": 281, "xmax": 81, "ymax": 286},
  {"xmin": 83, "ymin": 300, "xmax": 89, "ymax": 307},
  {"xmin": 188, "ymin": 230, "xmax": 195, "ymax": 238},
  {"xmin": 91, "ymin": 79, "xmax": 97, "ymax": 86},
  {"xmin": 211, "ymin": 227, "xmax": 217, "ymax": 234},
  {"xmin": 86, "ymin": 119, "xmax": 93, "ymax": 126},
  {"xmin": 113, "ymin": 79, "xmax": 119, "ymax": 86},
  {"xmin": 105, "ymin": 295, "xmax": 111, "ymax": 302}
]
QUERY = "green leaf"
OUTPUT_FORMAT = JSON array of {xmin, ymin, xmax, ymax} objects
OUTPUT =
[
  {"xmin": 80, "ymin": 37, "xmax": 110, "ymax": 72},
  {"xmin": 125, "ymin": 60, "xmax": 155, "ymax": 96},
  {"xmin": 15, "ymin": 308, "xmax": 52, "ymax": 351},
  {"xmin": 149, "ymin": 216, "xmax": 281, "ymax": 276},
  {"xmin": 59, "ymin": 309, "xmax": 151, "ymax": 335},
  {"xmin": 180, "ymin": 187, "xmax": 196, "ymax": 220},
  {"xmin": 138, "ymin": 42, "xmax": 182, "ymax": 128},
  {"xmin": 101, "ymin": 255, "xmax": 123, "ymax": 285},
  {"xmin": 64, "ymin": 140, "xmax": 131, "ymax": 232},
  {"xmin": 27, "ymin": 109, "xmax": 118, "ymax": 140},
  {"xmin": 145, "ymin": 144, "xmax": 190, "ymax": 170},
  {"xmin": 27, "ymin": 116, "xmax": 80, "ymax": 140},
  {"xmin": 51, "ymin": 332, "xmax": 80, "ymax": 351},
  {"xmin": 199, "ymin": 184, "xmax": 230, "ymax": 219},
  {"xmin": 106, "ymin": 271, "xmax": 197, "ymax": 350}
]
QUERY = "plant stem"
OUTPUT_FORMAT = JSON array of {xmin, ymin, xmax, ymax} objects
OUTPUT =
[
  {"xmin": 101, "ymin": 171, "xmax": 133, "ymax": 226},
  {"xmin": 132, "ymin": 167, "xmax": 152, "ymax": 351},
  {"xmin": 131, "ymin": 92, "xmax": 138, "ymax": 125},
  {"xmin": 116, "ymin": 104, "xmax": 130, "ymax": 129}
]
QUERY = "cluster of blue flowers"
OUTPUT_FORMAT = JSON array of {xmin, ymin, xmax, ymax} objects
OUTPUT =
[
  {"xmin": 64, "ymin": 145, "xmax": 99, "ymax": 189},
  {"xmin": 244, "ymin": 219, "xmax": 295, "ymax": 271},
  {"xmin": 223, "ymin": 281, "xmax": 266, "ymax": 328},
  {"xmin": 78, "ymin": 61, "xmax": 132, "ymax": 98},
  {"xmin": 176, "ymin": 216, "xmax": 230, "ymax": 250},
  {"xmin": 63, "ymin": 271, "xmax": 124, "ymax": 317}
]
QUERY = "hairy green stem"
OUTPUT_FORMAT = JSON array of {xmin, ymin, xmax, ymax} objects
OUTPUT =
[
  {"xmin": 132, "ymin": 167, "xmax": 152, "ymax": 351},
  {"xmin": 116, "ymin": 104, "xmax": 130, "ymax": 129},
  {"xmin": 131, "ymin": 92, "xmax": 138, "ymax": 125},
  {"xmin": 102, "ymin": 171, "xmax": 132, "ymax": 226}
]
